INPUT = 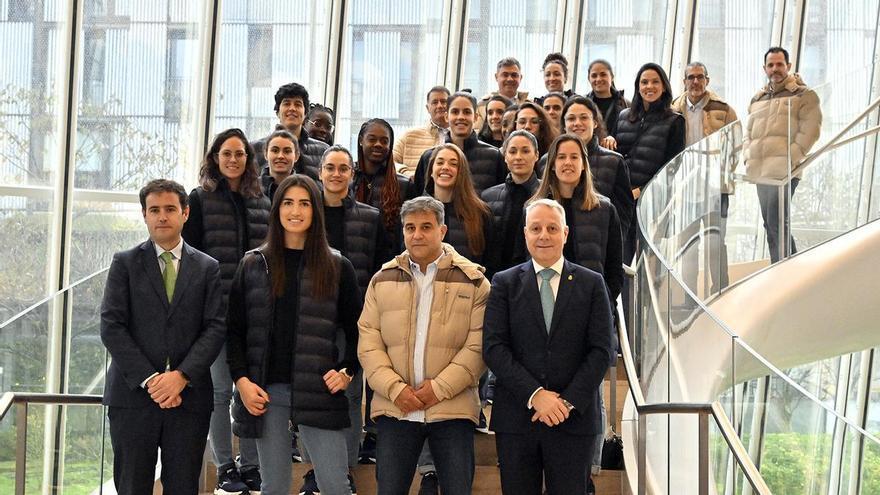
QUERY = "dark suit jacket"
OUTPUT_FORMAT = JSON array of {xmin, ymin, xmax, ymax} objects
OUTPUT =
[
  {"xmin": 483, "ymin": 259, "xmax": 614, "ymax": 435},
  {"xmin": 101, "ymin": 239, "xmax": 225, "ymax": 413}
]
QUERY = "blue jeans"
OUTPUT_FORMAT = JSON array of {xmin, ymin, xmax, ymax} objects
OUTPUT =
[
  {"xmin": 209, "ymin": 344, "xmax": 258, "ymax": 468},
  {"xmin": 375, "ymin": 416, "xmax": 474, "ymax": 495},
  {"xmin": 588, "ymin": 385, "xmax": 606, "ymax": 473},
  {"xmin": 257, "ymin": 384, "xmax": 351, "ymax": 495},
  {"xmin": 301, "ymin": 368, "xmax": 364, "ymax": 467}
]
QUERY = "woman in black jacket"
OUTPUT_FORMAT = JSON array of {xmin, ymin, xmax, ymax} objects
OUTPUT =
[
  {"xmin": 227, "ymin": 175, "xmax": 360, "ymax": 495},
  {"xmin": 586, "ymin": 58, "xmax": 630, "ymax": 144},
  {"xmin": 181, "ymin": 128, "xmax": 269, "ymax": 491},
  {"xmin": 532, "ymin": 134, "xmax": 623, "ymax": 304},
  {"xmin": 352, "ymin": 118, "xmax": 415, "ymax": 258},
  {"xmin": 424, "ymin": 143, "xmax": 493, "ymax": 268},
  {"xmin": 477, "ymin": 94, "xmax": 512, "ymax": 148},
  {"xmin": 561, "ymin": 96, "xmax": 634, "ymax": 244},
  {"xmin": 481, "ymin": 130, "xmax": 541, "ymax": 272},
  {"xmin": 614, "ymin": 62, "xmax": 685, "ymax": 261}
]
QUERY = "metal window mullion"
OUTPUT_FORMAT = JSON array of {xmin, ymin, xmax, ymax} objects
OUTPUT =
[
  {"xmin": 324, "ymin": 0, "xmax": 348, "ymax": 120},
  {"xmin": 771, "ymin": 0, "xmax": 787, "ymax": 47},
  {"xmin": 661, "ymin": 0, "xmax": 681, "ymax": 77},
  {"xmin": 827, "ymin": 354, "xmax": 852, "ymax": 495},
  {"xmin": 565, "ymin": 0, "xmax": 585, "ymax": 91},
  {"xmin": 861, "ymin": 6, "xmax": 880, "ymax": 222},
  {"xmin": 197, "ymin": 0, "xmax": 221, "ymax": 163},
  {"xmin": 446, "ymin": 0, "xmax": 467, "ymax": 91},
  {"xmin": 788, "ymin": 0, "xmax": 807, "ymax": 71},
  {"xmin": 846, "ymin": 349, "xmax": 873, "ymax": 494}
]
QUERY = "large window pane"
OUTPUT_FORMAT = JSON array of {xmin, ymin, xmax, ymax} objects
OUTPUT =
[
  {"xmin": 461, "ymin": 0, "xmax": 560, "ymax": 100},
  {"xmin": 72, "ymin": 0, "xmax": 211, "ymax": 281},
  {"xmin": 575, "ymin": 0, "xmax": 670, "ymax": 97},
  {"xmin": 0, "ymin": 1, "xmax": 69, "ymax": 316},
  {"xmin": 691, "ymin": 0, "xmax": 776, "ymax": 117},
  {"xmin": 336, "ymin": 0, "xmax": 448, "ymax": 151},
  {"xmin": 213, "ymin": 0, "xmax": 331, "ymax": 141}
]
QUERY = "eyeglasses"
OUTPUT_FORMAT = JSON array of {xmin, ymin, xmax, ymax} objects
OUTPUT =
[
  {"xmin": 686, "ymin": 74, "xmax": 707, "ymax": 81},
  {"xmin": 516, "ymin": 118, "xmax": 542, "ymax": 127},
  {"xmin": 308, "ymin": 119, "xmax": 334, "ymax": 130},
  {"xmin": 322, "ymin": 164, "xmax": 352, "ymax": 175},
  {"xmin": 218, "ymin": 150, "xmax": 246, "ymax": 160}
]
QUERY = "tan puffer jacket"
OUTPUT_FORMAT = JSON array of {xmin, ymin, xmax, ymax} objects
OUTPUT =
[
  {"xmin": 744, "ymin": 74, "xmax": 822, "ymax": 180},
  {"xmin": 672, "ymin": 91, "xmax": 739, "ymax": 193},
  {"xmin": 358, "ymin": 243, "xmax": 489, "ymax": 424},
  {"xmin": 393, "ymin": 121, "xmax": 445, "ymax": 177}
]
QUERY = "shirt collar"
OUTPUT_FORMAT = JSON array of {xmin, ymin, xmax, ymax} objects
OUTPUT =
[
  {"xmin": 154, "ymin": 238, "xmax": 184, "ymax": 261},
  {"xmin": 533, "ymin": 256, "xmax": 565, "ymax": 277},
  {"xmin": 409, "ymin": 252, "xmax": 445, "ymax": 275},
  {"xmin": 687, "ymin": 94, "xmax": 709, "ymax": 111}
]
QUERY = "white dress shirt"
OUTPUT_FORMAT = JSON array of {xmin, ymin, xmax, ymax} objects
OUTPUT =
[
  {"xmin": 527, "ymin": 256, "xmax": 565, "ymax": 408},
  {"xmin": 402, "ymin": 253, "xmax": 444, "ymax": 422}
]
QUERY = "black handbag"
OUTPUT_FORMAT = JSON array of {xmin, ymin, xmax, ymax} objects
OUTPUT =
[{"xmin": 601, "ymin": 428, "xmax": 624, "ymax": 470}]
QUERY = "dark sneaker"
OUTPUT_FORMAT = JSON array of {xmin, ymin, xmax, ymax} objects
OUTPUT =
[
  {"xmin": 214, "ymin": 462, "xmax": 248, "ymax": 495},
  {"xmin": 476, "ymin": 410, "xmax": 491, "ymax": 434},
  {"xmin": 291, "ymin": 431, "xmax": 303, "ymax": 463},
  {"xmin": 298, "ymin": 469, "xmax": 320, "ymax": 495},
  {"xmin": 358, "ymin": 432, "xmax": 377, "ymax": 464},
  {"xmin": 240, "ymin": 465, "xmax": 261, "ymax": 494},
  {"xmin": 348, "ymin": 472, "xmax": 358, "ymax": 495},
  {"xmin": 418, "ymin": 471, "xmax": 439, "ymax": 495}
]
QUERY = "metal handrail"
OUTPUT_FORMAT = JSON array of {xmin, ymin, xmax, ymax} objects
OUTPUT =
[
  {"xmin": 616, "ymin": 282, "xmax": 771, "ymax": 495},
  {"xmin": 0, "ymin": 267, "xmax": 110, "ymax": 330},
  {"xmin": 0, "ymin": 392, "xmax": 103, "ymax": 495}
]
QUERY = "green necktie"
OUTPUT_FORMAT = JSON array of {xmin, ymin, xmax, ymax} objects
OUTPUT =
[
  {"xmin": 160, "ymin": 251, "xmax": 176, "ymax": 302},
  {"xmin": 539, "ymin": 268, "xmax": 555, "ymax": 333}
]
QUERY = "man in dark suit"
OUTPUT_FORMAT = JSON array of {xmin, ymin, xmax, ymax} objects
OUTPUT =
[
  {"xmin": 101, "ymin": 179, "xmax": 226, "ymax": 495},
  {"xmin": 483, "ymin": 198, "xmax": 614, "ymax": 494}
]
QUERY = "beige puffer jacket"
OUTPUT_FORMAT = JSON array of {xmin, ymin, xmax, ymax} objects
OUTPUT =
[
  {"xmin": 393, "ymin": 121, "xmax": 445, "ymax": 177},
  {"xmin": 358, "ymin": 243, "xmax": 489, "ymax": 424},
  {"xmin": 744, "ymin": 74, "xmax": 822, "ymax": 180},
  {"xmin": 672, "ymin": 91, "xmax": 739, "ymax": 193}
]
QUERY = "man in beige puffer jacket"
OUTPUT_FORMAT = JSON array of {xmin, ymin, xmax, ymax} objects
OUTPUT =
[
  {"xmin": 358, "ymin": 196, "xmax": 489, "ymax": 494},
  {"xmin": 744, "ymin": 47, "xmax": 822, "ymax": 262}
]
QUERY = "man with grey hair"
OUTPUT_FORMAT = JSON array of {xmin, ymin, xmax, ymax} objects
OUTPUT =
[
  {"xmin": 484, "ymin": 198, "xmax": 614, "ymax": 494},
  {"xmin": 359, "ymin": 196, "xmax": 490, "ymax": 494},
  {"xmin": 476, "ymin": 57, "xmax": 531, "ymax": 131},
  {"xmin": 671, "ymin": 62, "xmax": 738, "ymax": 146}
]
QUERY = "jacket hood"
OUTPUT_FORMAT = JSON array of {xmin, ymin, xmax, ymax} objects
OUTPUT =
[{"xmin": 382, "ymin": 243, "xmax": 485, "ymax": 280}]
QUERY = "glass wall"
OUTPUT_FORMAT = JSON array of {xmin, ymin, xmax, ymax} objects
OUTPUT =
[
  {"xmin": 575, "ymin": 0, "xmax": 671, "ymax": 98},
  {"xmin": 460, "ymin": 0, "xmax": 560, "ymax": 100},
  {"xmin": 336, "ymin": 0, "xmax": 448, "ymax": 151},
  {"xmin": 212, "ymin": 0, "xmax": 331, "ymax": 142}
]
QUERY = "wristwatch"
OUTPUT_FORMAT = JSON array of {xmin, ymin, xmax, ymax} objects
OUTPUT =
[{"xmin": 560, "ymin": 398, "xmax": 575, "ymax": 412}]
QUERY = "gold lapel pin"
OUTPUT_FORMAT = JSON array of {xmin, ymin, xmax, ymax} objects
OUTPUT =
[{"xmin": 567, "ymin": 274, "xmax": 573, "ymax": 281}]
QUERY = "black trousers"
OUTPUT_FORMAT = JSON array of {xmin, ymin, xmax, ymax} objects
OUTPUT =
[
  {"xmin": 108, "ymin": 405, "xmax": 211, "ymax": 495},
  {"xmin": 496, "ymin": 423, "xmax": 592, "ymax": 495}
]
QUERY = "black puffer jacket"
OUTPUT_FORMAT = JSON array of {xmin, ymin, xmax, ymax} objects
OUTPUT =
[
  {"xmin": 587, "ymin": 89, "xmax": 629, "ymax": 137},
  {"xmin": 254, "ymin": 125, "xmax": 326, "ymax": 180},
  {"xmin": 585, "ymin": 137, "xmax": 634, "ymax": 239},
  {"xmin": 614, "ymin": 105, "xmax": 686, "ymax": 189},
  {"xmin": 182, "ymin": 183, "xmax": 270, "ymax": 306},
  {"xmin": 227, "ymin": 250, "xmax": 357, "ymax": 436},
  {"xmin": 351, "ymin": 163, "xmax": 416, "ymax": 257},
  {"xmin": 481, "ymin": 172, "xmax": 541, "ymax": 271},
  {"xmin": 413, "ymin": 131, "xmax": 506, "ymax": 196},
  {"xmin": 422, "ymin": 190, "xmax": 492, "ymax": 267},
  {"xmin": 333, "ymin": 196, "xmax": 383, "ymax": 296},
  {"xmin": 550, "ymin": 189, "xmax": 624, "ymax": 302}
]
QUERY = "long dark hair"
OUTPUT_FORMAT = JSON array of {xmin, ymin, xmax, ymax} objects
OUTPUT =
[
  {"xmin": 425, "ymin": 143, "xmax": 490, "ymax": 256},
  {"xmin": 199, "ymin": 128, "xmax": 263, "ymax": 198},
  {"xmin": 532, "ymin": 134, "xmax": 600, "ymax": 211},
  {"xmin": 263, "ymin": 175, "xmax": 338, "ymax": 299},
  {"xmin": 355, "ymin": 118, "xmax": 401, "ymax": 231},
  {"xmin": 627, "ymin": 63, "xmax": 674, "ymax": 122},
  {"xmin": 515, "ymin": 102, "xmax": 559, "ymax": 157}
]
